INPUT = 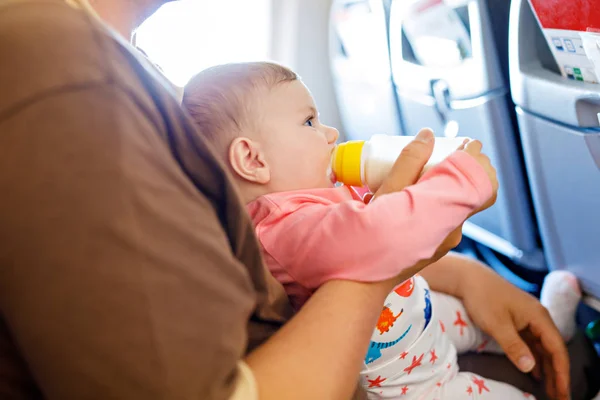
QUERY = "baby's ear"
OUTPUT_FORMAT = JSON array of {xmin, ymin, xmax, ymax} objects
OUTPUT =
[{"xmin": 229, "ymin": 137, "xmax": 271, "ymax": 185}]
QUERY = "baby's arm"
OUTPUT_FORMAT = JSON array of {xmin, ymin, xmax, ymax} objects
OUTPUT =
[{"xmin": 256, "ymin": 151, "xmax": 492, "ymax": 289}]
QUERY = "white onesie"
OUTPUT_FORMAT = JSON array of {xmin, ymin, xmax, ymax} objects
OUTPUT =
[{"xmin": 359, "ymin": 276, "xmax": 534, "ymax": 399}]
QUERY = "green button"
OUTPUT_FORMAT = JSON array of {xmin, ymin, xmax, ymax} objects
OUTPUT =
[
  {"xmin": 574, "ymin": 68, "xmax": 581, "ymax": 74},
  {"xmin": 586, "ymin": 320, "xmax": 600, "ymax": 341}
]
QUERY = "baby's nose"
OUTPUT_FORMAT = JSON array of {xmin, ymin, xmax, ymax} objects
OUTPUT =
[{"xmin": 326, "ymin": 126, "xmax": 339, "ymax": 144}]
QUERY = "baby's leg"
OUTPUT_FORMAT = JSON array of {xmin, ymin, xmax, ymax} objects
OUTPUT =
[
  {"xmin": 432, "ymin": 269, "xmax": 582, "ymax": 355},
  {"xmin": 435, "ymin": 372, "xmax": 535, "ymax": 399},
  {"xmin": 431, "ymin": 291, "xmax": 502, "ymax": 354}
]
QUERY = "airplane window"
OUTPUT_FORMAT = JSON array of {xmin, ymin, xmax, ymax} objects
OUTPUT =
[
  {"xmin": 333, "ymin": 0, "xmax": 391, "ymax": 78},
  {"xmin": 399, "ymin": 1, "xmax": 472, "ymax": 68},
  {"xmin": 135, "ymin": 0, "xmax": 271, "ymax": 87}
]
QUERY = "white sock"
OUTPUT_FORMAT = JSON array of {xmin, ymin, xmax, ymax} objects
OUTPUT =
[{"xmin": 540, "ymin": 270, "xmax": 582, "ymax": 342}]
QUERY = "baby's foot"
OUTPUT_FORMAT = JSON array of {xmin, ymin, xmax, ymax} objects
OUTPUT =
[{"xmin": 540, "ymin": 270, "xmax": 582, "ymax": 342}]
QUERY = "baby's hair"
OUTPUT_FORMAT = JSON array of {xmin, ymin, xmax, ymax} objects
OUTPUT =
[{"xmin": 183, "ymin": 61, "xmax": 298, "ymax": 157}]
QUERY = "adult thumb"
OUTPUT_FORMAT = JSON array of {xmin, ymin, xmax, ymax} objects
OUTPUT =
[
  {"xmin": 494, "ymin": 325, "xmax": 536, "ymax": 373},
  {"xmin": 374, "ymin": 128, "xmax": 435, "ymax": 198}
]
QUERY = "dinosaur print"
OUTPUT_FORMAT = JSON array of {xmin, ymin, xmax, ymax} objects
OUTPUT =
[
  {"xmin": 365, "ymin": 324, "xmax": 412, "ymax": 365},
  {"xmin": 376, "ymin": 306, "xmax": 404, "ymax": 334},
  {"xmin": 423, "ymin": 288, "xmax": 432, "ymax": 329}
]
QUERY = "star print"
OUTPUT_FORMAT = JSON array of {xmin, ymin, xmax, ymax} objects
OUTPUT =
[
  {"xmin": 472, "ymin": 377, "xmax": 490, "ymax": 394},
  {"xmin": 476, "ymin": 339, "xmax": 489, "ymax": 352},
  {"xmin": 447, "ymin": 363, "xmax": 452, "ymax": 369},
  {"xmin": 403, "ymin": 353, "xmax": 424, "ymax": 375},
  {"xmin": 401, "ymin": 386, "xmax": 409, "ymax": 395},
  {"xmin": 466, "ymin": 386, "xmax": 473, "ymax": 395},
  {"xmin": 400, "ymin": 351, "xmax": 409, "ymax": 360},
  {"xmin": 439, "ymin": 320, "xmax": 446, "ymax": 333},
  {"xmin": 436, "ymin": 382, "xmax": 442, "ymax": 387},
  {"xmin": 367, "ymin": 375, "xmax": 386, "ymax": 388},
  {"xmin": 524, "ymin": 394, "xmax": 533, "ymax": 398},
  {"xmin": 454, "ymin": 311, "xmax": 468, "ymax": 336},
  {"xmin": 430, "ymin": 349, "xmax": 438, "ymax": 364}
]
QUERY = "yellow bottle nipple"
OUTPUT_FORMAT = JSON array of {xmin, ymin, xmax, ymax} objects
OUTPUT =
[{"xmin": 331, "ymin": 140, "xmax": 365, "ymax": 187}]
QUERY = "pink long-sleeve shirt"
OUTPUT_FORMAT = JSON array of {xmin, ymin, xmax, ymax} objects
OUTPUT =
[{"xmin": 247, "ymin": 151, "xmax": 493, "ymax": 309}]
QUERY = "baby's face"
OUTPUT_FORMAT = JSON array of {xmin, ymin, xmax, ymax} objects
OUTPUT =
[{"xmin": 258, "ymin": 80, "xmax": 339, "ymax": 193}]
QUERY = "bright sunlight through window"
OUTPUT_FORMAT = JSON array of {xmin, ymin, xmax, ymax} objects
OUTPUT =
[{"xmin": 136, "ymin": 0, "xmax": 271, "ymax": 87}]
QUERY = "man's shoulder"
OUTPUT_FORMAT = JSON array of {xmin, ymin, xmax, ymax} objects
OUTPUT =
[{"xmin": 0, "ymin": 0, "xmax": 140, "ymax": 114}]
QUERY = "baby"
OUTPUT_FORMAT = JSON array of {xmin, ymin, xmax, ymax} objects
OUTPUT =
[{"xmin": 183, "ymin": 62, "xmax": 581, "ymax": 399}]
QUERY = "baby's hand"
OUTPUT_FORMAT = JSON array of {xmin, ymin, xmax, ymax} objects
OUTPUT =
[{"xmin": 460, "ymin": 140, "xmax": 498, "ymax": 212}]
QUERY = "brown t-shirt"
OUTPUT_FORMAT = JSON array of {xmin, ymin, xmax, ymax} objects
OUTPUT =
[{"xmin": 0, "ymin": 1, "xmax": 293, "ymax": 399}]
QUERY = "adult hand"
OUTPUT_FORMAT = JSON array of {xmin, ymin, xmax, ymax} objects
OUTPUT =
[
  {"xmin": 371, "ymin": 128, "xmax": 434, "ymax": 200},
  {"xmin": 452, "ymin": 255, "xmax": 570, "ymax": 400}
]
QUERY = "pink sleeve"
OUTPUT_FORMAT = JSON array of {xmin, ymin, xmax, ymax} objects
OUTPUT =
[{"xmin": 256, "ymin": 151, "xmax": 492, "ymax": 289}]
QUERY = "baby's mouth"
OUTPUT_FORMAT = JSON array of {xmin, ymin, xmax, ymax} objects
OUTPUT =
[
  {"xmin": 327, "ymin": 148, "xmax": 337, "ymax": 184},
  {"xmin": 326, "ymin": 165, "xmax": 335, "ymax": 184}
]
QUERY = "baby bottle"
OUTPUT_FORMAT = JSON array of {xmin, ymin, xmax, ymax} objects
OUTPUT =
[{"xmin": 331, "ymin": 134, "xmax": 469, "ymax": 192}]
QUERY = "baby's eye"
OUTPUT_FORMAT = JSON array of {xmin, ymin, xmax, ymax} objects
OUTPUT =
[{"xmin": 304, "ymin": 118, "xmax": 314, "ymax": 127}]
